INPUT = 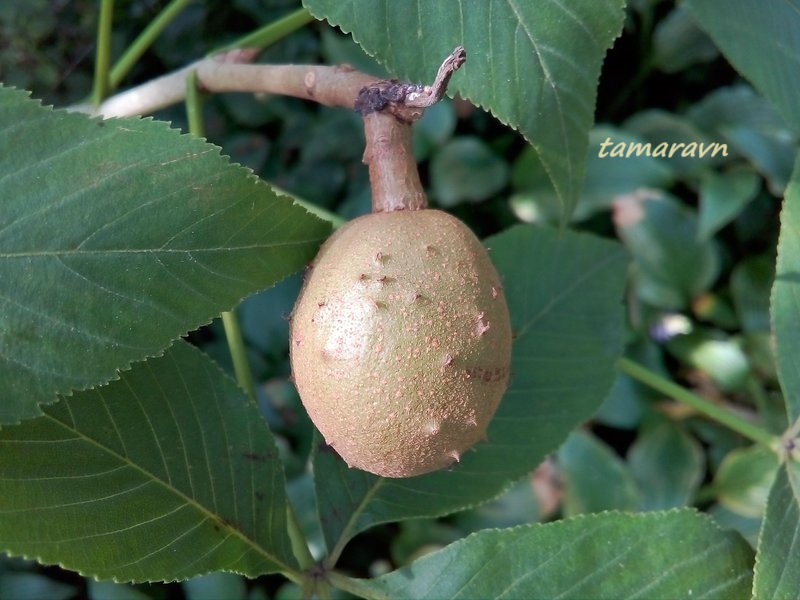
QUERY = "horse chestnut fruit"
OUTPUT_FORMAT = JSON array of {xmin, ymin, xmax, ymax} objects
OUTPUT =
[{"xmin": 290, "ymin": 209, "xmax": 511, "ymax": 477}]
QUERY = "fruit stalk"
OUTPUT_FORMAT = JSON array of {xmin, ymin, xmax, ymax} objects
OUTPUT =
[
  {"xmin": 356, "ymin": 46, "xmax": 466, "ymax": 213},
  {"xmin": 362, "ymin": 112, "xmax": 427, "ymax": 212}
]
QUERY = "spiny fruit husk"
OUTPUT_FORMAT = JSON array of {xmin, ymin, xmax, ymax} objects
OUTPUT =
[{"xmin": 290, "ymin": 209, "xmax": 512, "ymax": 478}]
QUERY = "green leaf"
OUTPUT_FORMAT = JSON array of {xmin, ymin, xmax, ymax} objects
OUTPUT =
[
  {"xmin": 0, "ymin": 342, "xmax": 297, "ymax": 582},
  {"xmin": 238, "ymin": 274, "xmax": 302, "ymax": 359},
  {"xmin": 389, "ymin": 520, "xmax": 462, "ymax": 567},
  {"xmin": 688, "ymin": 85, "xmax": 791, "ymax": 139},
  {"xmin": 666, "ymin": 329, "xmax": 751, "ymax": 393},
  {"xmin": 594, "ymin": 379, "xmax": 647, "ymax": 429},
  {"xmin": 303, "ymin": 0, "xmax": 627, "ymax": 221},
  {"xmin": 731, "ymin": 255, "xmax": 775, "ymax": 333},
  {"xmin": 772, "ymin": 156, "xmax": 800, "ymax": 422},
  {"xmin": 689, "ymin": 419, "xmax": 751, "ymax": 473},
  {"xmin": 285, "ymin": 473, "xmax": 326, "ymax": 559},
  {"xmin": 628, "ymin": 420, "xmax": 705, "ymax": 510},
  {"xmin": 752, "ymin": 462, "xmax": 800, "ymax": 600},
  {"xmin": 714, "ymin": 445, "xmax": 779, "ymax": 518},
  {"xmin": 723, "ymin": 127, "xmax": 795, "ymax": 197},
  {"xmin": 709, "ymin": 503, "xmax": 763, "ymax": 549},
  {"xmin": 652, "ymin": 6, "xmax": 719, "ymax": 74},
  {"xmin": 698, "ymin": 168, "xmax": 760, "ymax": 241},
  {"xmin": 684, "ymin": 0, "xmax": 800, "ymax": 135},
  {"xmin": 614, "ymin": 192, "xmax": 720, "ymax": 310},
  {"xmin": 687, "ymin": 85, "xmax": 796, "ymax": 197},
  {"xmin": 314, "ymin": 225, "xmax": 628, "ymax": 559},
  {"xmin": 319, "ymin": 29, "xmax": 387, "ymax": 79},
  {"xmin": 0, "ymin": 86, "xmax": 330, "ymax": 425},
  {"xmin": 430, "ymin": 137, "xmax": 508, "ymax": 207},
  {"xmin": 742, "ymin": 334, "xmax": 781, "ymax": 400},
  {"xmin": 412, "ymin": 100, "xmax": 457, "ymax": 162},
  {"xmin": 351, "ymin": 510, "xmax": 754, "ymax": 600},
  {"xmin": 595, "ymin": 338, "xmax": 667, "ymax": 430},
  {"xmin": 558, "ymin": 430, "xmax": 640, "ymax": 515}
]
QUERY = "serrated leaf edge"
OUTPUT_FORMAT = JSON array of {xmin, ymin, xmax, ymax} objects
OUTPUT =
[
  {"xmin": 1, "ymin": 342, "xmax": 298, "ymax": 584},
  {"xmin": 0, "ymin": 86, "xmax": 331, "ymax": 425}
]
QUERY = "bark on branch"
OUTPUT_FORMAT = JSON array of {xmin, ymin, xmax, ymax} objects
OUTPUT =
[
  {"xmin": 86, "ymin": 50, "xmax": 378, "ymax": 118},
  {"xmin": 83, "ymin": 45, "xmax": 466, "ymax": 214}
]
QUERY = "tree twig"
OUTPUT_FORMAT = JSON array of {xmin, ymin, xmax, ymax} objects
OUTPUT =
[
  {"xmin": 83, "ymin": 49, "xmax": 259, "ymax": 117},
  {"xmin": 354, "ymin": 45, "xmax": 466, "ymax": 122},
  {"xmin": 87, "ymin": 45, "xmax": 466, "ymax": 123},
  {"xmin": 87, "ymin": 57, "xmax": 378, "ymax": 118},
  {"xmin": 84, "ymin": 44, "xmax": 466, "ymax": 217}
]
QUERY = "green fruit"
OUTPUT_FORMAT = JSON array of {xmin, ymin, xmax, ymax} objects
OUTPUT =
[{"xmin": 290, "ymin": 209, "xmax": 512, "ymax": 477}]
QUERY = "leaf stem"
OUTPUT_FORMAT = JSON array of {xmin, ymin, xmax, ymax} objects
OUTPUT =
[
  {"xmin": 211, "ymin": 7, "xmax": 314, "ymax": 54},
  {"xmin": 109, "ymin": 0, "xmax": 195, "ymax": 91},
  {"xmin": 617, "ymin": 357, "xmax": 778, "ymax": 448},
  {"xmin": 184, "ymin": 70, "xmax": 205, "ymax": 137},
  {"xmin": 328, "ymin": 571, "xmax": 387, "ymax": 600},
  {"xmin": 315, "ymin": 579, "xmax": 333, "ymax": 600},
  {"xmin": 220, "ymin": 311, "xmax": 258, "ymax": 402},
  {"xmin": 91, "ymin": 0, "xmax": 115, "ymax": 106},
  {"xmin": 286, "ymin": 502, "xmax": 316, "ymax": 571},
  {"xmin": 93, "ymin": 60, "xmax": 375, "ymax": 118},
  {"xmin": 87, "ymin": 7, "xmax": 317, "ymax": 118}
]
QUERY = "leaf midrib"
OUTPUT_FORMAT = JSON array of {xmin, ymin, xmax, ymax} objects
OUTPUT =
[
  {"xmin": 326, "ymin": 477, "xmax": 386, "ymax": 568},
  {"xmin": 514, "ymin": 247, "xmax": 623, "ymax": 341},
  {"xmin": 0, "ymin": 239, "xmax": 323, "ymax": 258}
]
